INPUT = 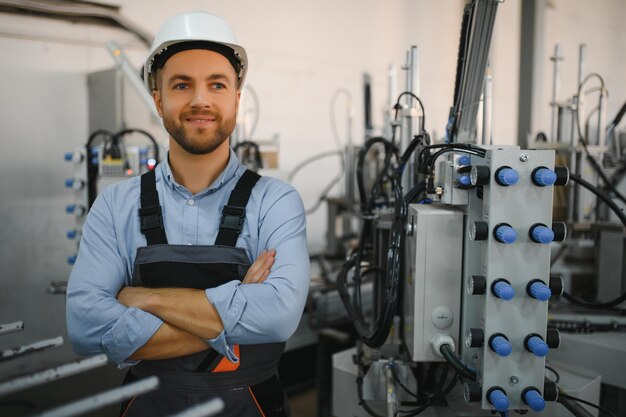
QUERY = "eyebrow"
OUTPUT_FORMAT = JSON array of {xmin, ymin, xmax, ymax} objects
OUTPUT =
[{"xmin": 167, "ymin": 73, "xmax": 234, "ymax": 87}]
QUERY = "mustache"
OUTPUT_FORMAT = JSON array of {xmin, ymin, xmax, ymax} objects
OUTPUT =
[{"xmin": 181, "ymin": 109, "xmax": 221, "ymax": 120}]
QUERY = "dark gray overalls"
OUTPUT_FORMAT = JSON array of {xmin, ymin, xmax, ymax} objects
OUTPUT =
[{"xmin": 119, "ymin": 168, "xmax": 289, "ymax": 417}]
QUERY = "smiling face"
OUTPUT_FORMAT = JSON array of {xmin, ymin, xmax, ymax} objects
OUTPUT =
[{"xmin": 152, "ymin": 49, "xmax": 240, "ymax": 155}]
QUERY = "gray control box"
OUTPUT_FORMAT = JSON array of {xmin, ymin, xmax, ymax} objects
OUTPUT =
[{"xmin": 404, "ymin": 204, "xmax": 464, "ymax": 362}]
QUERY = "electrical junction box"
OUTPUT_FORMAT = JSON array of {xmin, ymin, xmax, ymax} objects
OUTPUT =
[{"xmin": 404, "ymin": 204, "xmax": 463, "ymax": 362}]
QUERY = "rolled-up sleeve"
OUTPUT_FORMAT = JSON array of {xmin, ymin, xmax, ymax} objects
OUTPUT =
[
  {"xmin": 66, "ymin": 189, "xmax": 163, "ymax": 365},
  {"xmin": 205, "ymin": 184, "xmax": 309, "ymax": 359}
]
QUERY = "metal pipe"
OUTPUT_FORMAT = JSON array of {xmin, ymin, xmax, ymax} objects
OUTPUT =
[
  {"xmin": 482, "ymin": 64, "xmax": 492, "ymax": 146},
  {"xmin": 106, "ymin": 41, "xmax": 161, "ymax": 121},
  {"xmin": 550, "ymin": 44, "xmax": 561, "ymax": 142},
  {"xmin": 0, "ymin": 336, "xmax": 64, "ymax": 363},
  {"xmin": 0, "ymin": 355, "xmax": 108, "ymax": 397},
  {"xmin": 384, "ymin": 361, "xmax": 398, "ymax": 417},
  {"xmin": 168, "ymin": 399, "xmax": 225, "ymax": 417},
  {"xmin": 0, "ymin": 321, "xmax": 24, "ymax": 336},
  {"xmin": 34, "ymin": 376, "xmax": 159, "ymax": 417}
]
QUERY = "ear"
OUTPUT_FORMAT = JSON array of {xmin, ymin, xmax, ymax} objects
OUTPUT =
[
  {"xmin": 235, "ymin": 89, "xmax": 241, "ymax": 116},
  {"xmin": 152, "ymin": 89, "xmax": 164, "ymax": 118}
]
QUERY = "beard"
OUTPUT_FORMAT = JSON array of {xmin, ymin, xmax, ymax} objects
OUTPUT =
[{"xmin": 163, "ymin": 109, "xmax": 236, "ymax": 155}]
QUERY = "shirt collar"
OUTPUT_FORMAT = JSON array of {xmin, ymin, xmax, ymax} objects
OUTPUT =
[{"xmin": 157, "ymin": 148, "xmax": 243, "ymax": 196}]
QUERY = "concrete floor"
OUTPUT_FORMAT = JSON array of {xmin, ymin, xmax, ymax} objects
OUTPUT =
[{"xmin": 0, "ymin": 363, "xmax": 318, "ymax": 417}]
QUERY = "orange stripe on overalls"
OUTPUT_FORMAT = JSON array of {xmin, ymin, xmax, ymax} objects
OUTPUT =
[{"xmin": 211, "ymin": 344, "xmax": 240, "ymax": 373}]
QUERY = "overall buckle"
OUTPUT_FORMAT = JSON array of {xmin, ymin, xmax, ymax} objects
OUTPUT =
[
  {"xmin": 220, "ymin": 205, "xmax": 245, "ymax": 231},
  {"xmin": 139, "ymin": 206, "xmax": 163, "ymax": 232}
]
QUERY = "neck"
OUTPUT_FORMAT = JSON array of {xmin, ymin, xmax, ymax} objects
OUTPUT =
[{"xmin": 168, "ymin": 139, "xmax": 231, "ymax": 195}]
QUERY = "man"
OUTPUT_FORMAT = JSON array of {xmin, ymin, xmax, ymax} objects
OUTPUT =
[{"xmin": 66, "ymin": 11, "xmax": 309, "ymax": 417}]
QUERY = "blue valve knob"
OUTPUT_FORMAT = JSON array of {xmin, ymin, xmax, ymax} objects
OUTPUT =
[
  {"xmin": 496, "ymin": 168, "xmax": 519, "ymax": 186},
  {"xmin": 494, "ymin": 225, "xmax": 517, "ymax": 244},
  {"xmin": 457, "ymin": 155, "xmax": 471, "ymax": 166},
  {"xmin": 64, "ymin": 152, "xmax": 73, "ymax": 162},
  {"xmin": 90, "ymin": 148, "xmax": 99, "ymax": 155},
  {"xmin": 66, "ymin": 230, "xmax": 77, "ymax": 239},
  {"xmin": 140, "ymin": 158, "xmax": 149, "ymax": 165},
  {"xmin": 458, "ymin": 175, "xmax": 471, "ymax": 186},
  {"xmin": 488, "ymin": 388, "xmax": 509, "ymax": 412},
  {"xmin": 533, "ymin": 168, "xmax": 557, "ymax": 186},
  {"xmin": 65, "ymin": 179, "xmax": 74, "ymax": 189},
  {"xmin": 66, "ymin": 204, "xmax": 76, "ymax": 214},
  {"xmin": 91, "ymin": 157, "xmax": 99, "ymax": 165},
  {"xmin": 526, "ymin": 335, "xmax": 549, "ymax": 357},
  {"xmin": 490, "ymin": 335, "xmax": 512, "ymax": 356},
  {"xmin": 529, "ymin": 281, "xmax": 551, "ymax": 301},
  {"xmin": 139, "ymin": 148, "xmax": 148, "ymax": 155},
  {"xmin": 67, "ymin": 255, "xmax": 77, "ymax": 265},
  {"xmin": 493, "ymin": 281, "xmax": 515, "ymax": 300},
  {"xmin": 523, "ymin": 388, "xmax": 546, "ymax": 411},
  {"xmin": 531, "ymin": 225, "xmax": 554, "ymax": 243}
]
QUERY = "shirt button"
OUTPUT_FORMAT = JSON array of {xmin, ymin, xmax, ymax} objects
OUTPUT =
[
  {"xmin": 188, "ymin": 199, "xmax": 195, "ymax": 206},
  {"xmin": 232, "ymin": 308, "xmax": 238, "ymax": 315}
]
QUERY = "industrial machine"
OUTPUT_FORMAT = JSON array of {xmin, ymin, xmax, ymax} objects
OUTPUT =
[{"xmin": 331, "ymin": 1, "xmax": 625, "ymax": 416}]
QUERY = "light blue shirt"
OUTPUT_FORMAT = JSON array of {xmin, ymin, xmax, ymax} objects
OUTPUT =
[{"xmin": 66, "ymin": 150, "xmax": 309, "ymax": 365}]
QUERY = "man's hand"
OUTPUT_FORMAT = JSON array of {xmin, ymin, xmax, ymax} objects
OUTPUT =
[{"xmin": 243, "ymin": 249, "xmax": 275, "ymax": 284}]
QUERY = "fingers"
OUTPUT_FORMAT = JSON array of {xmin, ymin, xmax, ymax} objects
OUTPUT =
[{"xmin": 242, "ymin": 249, "xmax": 276, "ymax": 284}]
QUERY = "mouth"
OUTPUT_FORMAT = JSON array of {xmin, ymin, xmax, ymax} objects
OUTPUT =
[{"xmin": 184, "ymin": 116, "xmax": 216, "ymax": 127}]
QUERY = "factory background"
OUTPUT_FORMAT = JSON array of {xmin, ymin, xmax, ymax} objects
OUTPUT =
[{"xmin": 0, "ymin": 0, "xmax": 625, "ymax": 416}]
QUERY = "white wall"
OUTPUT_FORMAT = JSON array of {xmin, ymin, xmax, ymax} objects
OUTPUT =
[{"xmin": 533, "ymin": 0, "xmax": 626, "ymax": 138}]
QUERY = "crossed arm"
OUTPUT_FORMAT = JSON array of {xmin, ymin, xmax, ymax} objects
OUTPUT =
[{"xmin": 117, "ymin": 249, "xmax": 276, "ymax": 361}]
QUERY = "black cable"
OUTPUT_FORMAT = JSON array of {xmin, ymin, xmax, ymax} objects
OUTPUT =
[
  {"xmin": 233, "ymin": 140, "xmax": 263, "ymax": 170},
  {"xmin": 561, "ymin": 292, "xmax": 626, "ymax": 310},
  {"xmin": 557, "ymin": 394, "xmax": 595, "ymax": 417},
  {"xmin": 569, "ymin": 174, "xmax": 626, "ymax": 227},
  {"xmin": 561, "ymin": 174, "xmax": 626, "ymax": 309},
  {"xmin": 396, "ymin": 372, "xmax": 460, "ymax": 416},
  {"xmin": 405, "ymin": 182, "xmax": 426, "ymax": 204},
  {"xmin": 356, "ymin": 137, "xmax": 395, "ymax": 211},
  {"xmin": 545, "ymin": 364, "xmax": 561, "ymax": 384},
  {"xmin": 395, "ymin": 92, "xmax": 427, "ymax": 130},
  {"xmin": 439, "ymin": 344, "xmax": 476, "ymax": 381},
  {"xmin": 574, "ymin": 75, "xmax": 626, "ymax": 205},
  {"xmin": 111, "ymin": 128, "xmax": 160, "ymax": 162},
  {"xmin": 559, "ymin": 178, "xmax": 626, "ymax": 309},
  {"xmin": 391, "ymin": 364, "xmax": 418, "ymax": 399},
  {"xmin": 85, "ymin": 130, "xmax": 114, "ymax": 209},
  {"xmin": 559, "ymin": 393, "xmax": 616, "ymax": 417}
]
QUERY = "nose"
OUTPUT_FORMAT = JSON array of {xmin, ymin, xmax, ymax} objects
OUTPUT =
[{"xmin": 190, "ymin": 86, "xmax": 212, "ymax": 109}]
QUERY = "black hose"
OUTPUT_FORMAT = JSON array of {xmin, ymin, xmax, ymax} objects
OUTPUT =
[
  {"xmin": 568, "ymin": 173, "xmax": 626, "ymax": 227},
  {"xmin": 233, "ymin": 140, "xmax": 263, "ymax": 170},
  {"xmin": 112, "ymin": 128, "xmax": 160, "ymax": 162},
  {"xmin": 562, "ymin": 174, "xmax": 626, "ymax": 309}
]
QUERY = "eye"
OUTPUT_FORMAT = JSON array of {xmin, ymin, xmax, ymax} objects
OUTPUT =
[
  {"xmin": 173, "ymin": 83, "xmax": 189, "ymax": 90},
  {"xmin": 211, "ymin": 82, "xmax": 226, "ymax": 90}
]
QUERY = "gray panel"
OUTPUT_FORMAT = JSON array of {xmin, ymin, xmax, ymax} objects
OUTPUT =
[
  {"xmin": 461, "ymin": 147, "xmax": 556, "ymax": 410},
  {"xmin": 87, "ymin": 69, "xmax": 124, "ymax": 133},
  {"xmin": 404, "ymin": 204, "xmax": 463, "ymax": 362},
  {"xmin": 0, "ymin": 69, "xmax": 88, "ymax": 378}
]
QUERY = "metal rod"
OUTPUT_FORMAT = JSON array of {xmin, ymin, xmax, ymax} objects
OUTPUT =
[
  {"xmin": 550, "ymin": 44, "xmax": 561, "ymax": 142},
  {"xmin": 0, "ymin": 336, "xmax": 64, "ymax": 363},
  {"xmin": 167, "ymin": 398, "xmax": 225, "ymax": 417},
  {"xmin": 34, "ymin": 376, "xmax": 159, "ymax": 417},
  {"xmin": 384, "ymin": 361, "xmax": 398, "ymax": 417},
  {"xmin": 106, "ymin": 40, "xmax": 161, "ymax": 121},
  {"xmin": 0, "ymin": 355, "xmax": 108, "ymax": 397},
  {"xmin": 482, "ymin": 64, "xmax": 492, "ymax": 146},
  {"xmin": 0, "ymin": 321, "xmax": 24, "ymax": 336}
]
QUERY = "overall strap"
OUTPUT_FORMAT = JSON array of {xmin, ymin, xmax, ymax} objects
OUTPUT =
[
  {"xmin": 139, "ymin": 168, "xmax": 168, "ymax": 245},
  {"xmin": 214, "ymin": 169, "xmax": 261, "ymax": 247}
]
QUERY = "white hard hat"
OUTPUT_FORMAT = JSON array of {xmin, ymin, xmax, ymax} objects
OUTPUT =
[{"xmin": 144, "ymin": 11, "xmax": 248, "ymax": 91}]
